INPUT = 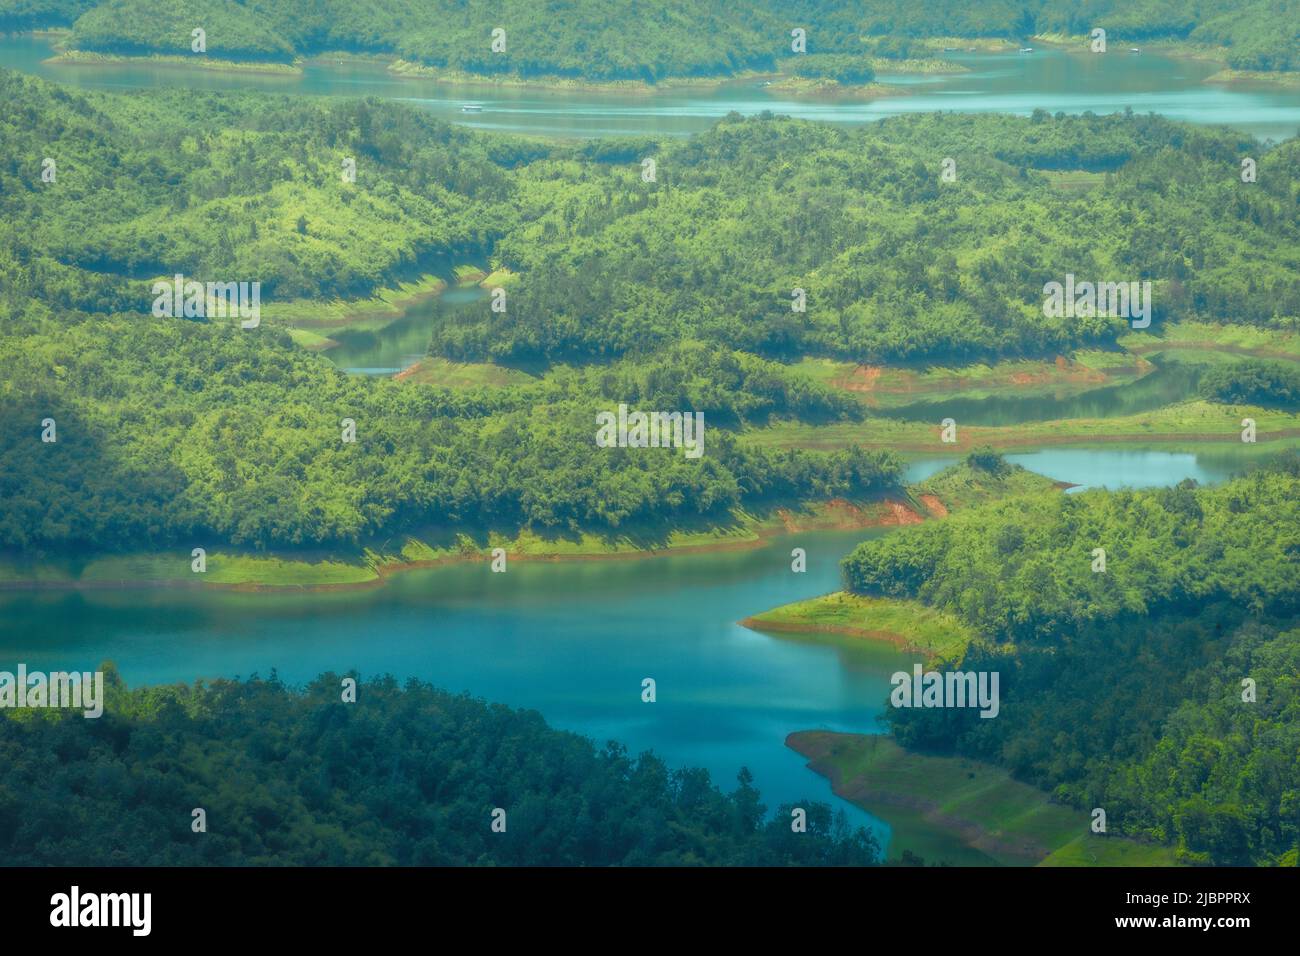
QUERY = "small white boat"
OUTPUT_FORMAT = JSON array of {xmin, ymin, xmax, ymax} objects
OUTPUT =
[
  {"xmin": 1019, "ymin": 47, "xmax": 1034, "ymax": 54},
  {"xmin": 460, "ymin": 104, "xmax": 483, "ymax": 113},
  {"xmin": 1130, "ymin": 48, "xmax": 1141, "ymax": 54}
]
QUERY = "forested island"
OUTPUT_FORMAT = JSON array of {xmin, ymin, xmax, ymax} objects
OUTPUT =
[{"xmin": 2, "ymin": 0, "xmax": 1296, "ymax": 86}]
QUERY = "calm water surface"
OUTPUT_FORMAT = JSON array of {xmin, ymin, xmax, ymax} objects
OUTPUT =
[
  {"xmin": 328, "ymin": 283, "xmax": 487, "ymax": 374},
  {"xmin": 2, "ymin": 36, "xmax": 1296, "ymax": 140},
  {"xmin": 0, "ymin": 530, "xmax": 907, "ymax": 839},
  {"xmin": 0, "ymin": 445, "xmax": 1266, "ymax": 858}
]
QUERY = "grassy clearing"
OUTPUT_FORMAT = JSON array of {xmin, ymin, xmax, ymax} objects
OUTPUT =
[
  {"xmin": 915, "ymin": 460, "xmax": 1063, "ymax": 507},
  {"xmin": 1121, "ymin": 322, "xmax": 1300, "ymax": 361},
  {"xmin": 480, "ymin": 267, "xmax": 519, "ymax": 287},
  {"xmin": 265, "ymin": 273, "xmax": 447, "ymax": 330},
  {"xmin": 1039, "ymin": 169, "xmax": 1108, "ymax": 192},
  {"xmin": 1042, "ymin": 834, "xmax": 1187, "ymax": 866},
  {"xmin": 746, "ymin": 400, "xmax": 1300, "ymax": 451},
  {"xmin": 0, "ymin": 552, "xmax": 380, "ymax": 588},
  {"xmin": 1204, "ymin": 68, "xmax": 1300, "ymax": 88},
  {"xmin": 796, "ymin": 353, "xmax": 1148, "ymax": 409},
  {"xmin": 395, "ymin": 357, "xmax": 537, "ymax": 388},
  {"xmin": 453, "ymin": 264, "xmax": 488, "ymax": 283},
  {"xmin": 744, "ymin": 592, "xmax": 975, "ymax": 660},
  {"xmin": 284, "ymin": 328, "xmax": 339, "ymax": 350},
  {"xmin": 787, "ymin": 731, "xmax": 1181, "ymax": 867},
  {"xmin": 797, "ymin": 324, "xmax": 1299, "ymax": 415}
]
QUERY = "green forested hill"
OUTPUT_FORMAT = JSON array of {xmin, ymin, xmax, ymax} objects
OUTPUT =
[
  {"xmin": 0, "ymin": 75, "xmax": 909, "ymax": 554},
  {"xmin": 0, "ymin": 71, "xmax": 532, "ymax": 307},
  {"xmin": 5, "ymin": 72, "xmax": 1295, "ymax": 359},
  {"xmin": 439, "ymin": 112, "xmax": 1300, "ymax": 365},
  {"xmin": 840, "ymin": 455, "xmax": 1300, "ymax": 865},
  {"xmin": 2, "ymin": 0, "xmax": 1296, "ymax": 76},
  {"xmin": 842, "ymin": 467, "xmax": 1300, "ymax": 640},
  {"xmin": 0, "ymin": 307, "xmax": 896, "ymax": 549},
  {"xmin": 0, "ymin": 671, "xmax": 880, "ymax": 865}
]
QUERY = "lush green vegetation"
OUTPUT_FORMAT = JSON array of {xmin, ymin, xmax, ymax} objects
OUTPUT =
[
  {"xmin": 435, "ymin": 112, "xmax": 1300, "ymax": 366},
  {"xmin": 1189, "ymin": 0, "xmax": 1300, "ymax": 71},
  {"xmin": 887, "ymin": 607, "xmax": 1300, "ymax": 866},
  {"xmin": 62, "ymin": 0, "xmax": 785, "ymax": 78},
  {"xmin": 747, "ymin": 399, "xmax": 1300, "ymax": 453},
  {"xmin": 0, "ymin": 671, "xmax": 879, "ymax": 865},
  {"xmin": 0, "ymin": 310, "xmax": 898, "ymax": 551},
  {"xmin": 1201, "ymin": 358, "xmax": 1300, "ymax": 408},
  {"xmin": 788, "ymin": 53, "xmax": 876, "ymax": 85},
  {"xmin": 912, "ymin": 451, "xmax": 1063, "ymax": 509},
  {"xmin": 844, "ymin": 465, "xmax": 1299, "ymax": 640},
  {"xmin": 744, "ymin": 592, "xmax": 976, "ymax": 660},
  {"xmin": 6, "ymin": 71, "xmax": 1295, "ymax": 369},
  {"xmin": 839, "ymin": 456, "xmax": 1300, "ymax": 865},
  {"xmin": 6, "ymin": 1, "xmax": 1294, "ymax": 78},
  {"xmin": 1, "ymin": 3, "xmax": 1297, "ymax": 874},
  {"xmin": 17, "ymin": 74, "xmax": 1296, "ymax": 558},
  {"xmin": 3, "ymin": 73, "xmax": 915, "ymax": 554},
  {"xmin": 0, "ymin": 72, "xmax": 528, "ymax": 306}
]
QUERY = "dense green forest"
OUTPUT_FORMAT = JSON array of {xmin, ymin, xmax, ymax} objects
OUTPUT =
[
  {"xmin": 444, "ymin": 112, "xmax": 1298, "ymax": 365},
  {"xmin": 5, "ymin": 71, "xmax": 1295, "ymax": 364},
  {"xmin": 1201, "ymin": 358, "xmax": 1300, "ymax": 408},
  {"xmin": 1, "ymin": 1, "xmax": 1297, "ymax": 878},
  {"xmin": 843, "ymin": 462, "xmax": 1300, "ymax": 640},
  {"xmin": 842, "ymin": 453, "xmax": 1300, "ymax": 864},
  {"xmin": 0, "ymin": 308, "xmax": 895, "ymax": 549},
  {"xmin": 0, "ymin": 72, "xmax": 528, "ymax": 306},
  {"xmin": 0, "ymin": 73, "xmax": 898, "ymax": 551},
  {"xmin": 3, "ymin": 71, "xmax": 1298, "ymax": 552},
  {"xmin": 0, "ymin": 671, "xmax": 879, "ymax": 864},
  {"xmin": 3, "ymin": 1, "xmax": 1295, "ymax": 76}
]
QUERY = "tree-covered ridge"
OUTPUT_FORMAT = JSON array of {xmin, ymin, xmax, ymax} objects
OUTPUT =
[
  {"xmin": 436, "ymin": 112, "xmax": 1299, "ymax": 366},
  {"xmin": 892, "ymin": 607, "xmax": 1300, "ymax": 865},
  {"xmin": 0, "ymin": 670, "xmax": 879, "ymax": 865},
  {"xmin": 842, "ymin": 466, "xmax": 1300, "ymax": 642},
  {"xmin": 4, "ymin": 0, "xmax": 1294, "ymax": 76},
  {"xmin": 0, "ymin": 73, "xmax": 905, "ymax": 554},
  {"xmin": 1200, "ymin": 358, "xmax": 1300, "ymax": 408},
  {"xmin": 840, "ymin": 455, "xmax": 1300, "ymax": 865},
  {"xmin": 0, "ymin": 305, "xmax": 898, "ymax": 550},
  {"xmin": 4, "ymin": 75, "xmax": 1298, "ymax": 554},
  {"xmin": 0, "ymin": 72, "xmax": 536, "ymax": 307},
  {"xmin": 1187, "ymin": 0, "xmax": 1300, "ymax": 71},
  {"xmin": 60, "ymin": 0, "xmax": 787, "ymax": 77},
  {"xmin": 844, "ymin": 0, "xmax": 1299, "ymax": 71},
  {"xmin": 5, "ymin": 74, "xmax": 1296, "ymax": 364},
  {"xmin": 70, "ymin": 0, "xmax": 296, "ymax": 61}
]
